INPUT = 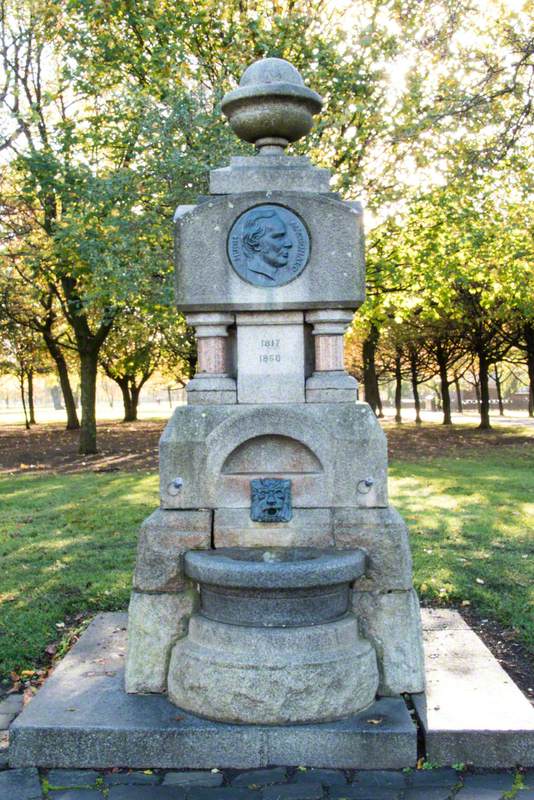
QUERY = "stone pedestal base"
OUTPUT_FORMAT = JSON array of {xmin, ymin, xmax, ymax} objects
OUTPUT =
[
  {"xmin": 10, "ymin": 613, "xmax": 416, "ymax": 769},
  {"xmin": 167, "ymin": 614, "xmax": 378, "ymax": 724}
]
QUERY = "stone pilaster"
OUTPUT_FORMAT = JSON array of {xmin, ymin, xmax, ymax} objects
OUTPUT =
[
  {"xmin": 305, "ymin": 309, "xmax": 358, "ymax": 402},
  {"xmin": 185, "ymin": 312, "xmax": 236, "ymax": 404}
]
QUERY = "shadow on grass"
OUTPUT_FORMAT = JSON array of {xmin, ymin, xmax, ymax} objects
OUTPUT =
[
  {"xmin": 389, "ymin": 449, "xmax": 534, "ymax": 652},
  {"xmin": 0, "ymin": 472, "xmax": 158, "ymax": 676}
]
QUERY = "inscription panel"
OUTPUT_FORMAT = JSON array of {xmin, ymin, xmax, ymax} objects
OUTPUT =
[
  {"xmin": 237, "ymin": 323, "xmax": 305, "ymax": 404},
  {"xmin": 227, "ymin": 204, "xmax": 310, "ymax": 287}
]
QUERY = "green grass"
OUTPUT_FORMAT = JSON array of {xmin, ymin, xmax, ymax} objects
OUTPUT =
[
  {"xmin": 0, "ymin": 472, "xmax": 158, "ymax": 679},
  {"xmin": 390, "ymin": 448, "xmax": 534, "ymax": 652},
  {"xmin": 0, "ymin": 445, "xmax": 533, "ymax": 678}
]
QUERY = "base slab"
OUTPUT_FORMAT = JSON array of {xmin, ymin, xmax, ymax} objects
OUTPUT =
[
  {"xmin": 10, "ymin": 613, "xmax": 416, "ymax": 769},
  {"xmin": 414, "ymin": 609, "xmax": 534, "ymax": 767}
]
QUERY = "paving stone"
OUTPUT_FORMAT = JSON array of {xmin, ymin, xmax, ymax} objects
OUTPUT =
[
  {"xmin": 352, "ymin": 771, "xmax": 405, "ymax": 788},
  {"xmin": 49, "ymin": 793, "xmax": 102, "ymax": 800},
  {"xmin": 405, "ymin": 768, "xmax": 459, "ymax": 787},
  {"xmin": 0, "ymin": 714, "xmax": 13, "ymax": 730},
  {"xmin": 105, "ymin": 771, "xmax": 160, "ymax": 785},
  {"xmin": 163, "ymin": 771, "xmax": 223, "ymax": 787},
  {"xmin": 108, "ymin": 787, "xmax": 185, "ymax": 799},
  {"xmin": 263, "ymin": 785, "xmax": 323, "ymax": 800},
  {"xmin": 402, "ymin": 790, "xmax": 451, "ymax": 800},
  {"xmin": 0, "ymin": 767, "xmax": 42, "ymax": 800},
  {"xmin": 329, "ymin": 788, "xmax": 399, "ymax": 800},
  {"xmin": 517, "ymin": 793, "xmax": 534, "ymax": 799},
  {"xmin": 292, "ymin": 768, "xmax": 346, "ymax": 785},
  {"xmin": 47, "ymin": 770, "xmax": 100, "ymax": 787},
  {"xmin": 0, "ymin": 695, "xmax": 24, "ymax": 714},
  {"xmin": 186, "ymin": 790, "xmax": 258, "ymax": 800},
  {"xmin": 455, "ymin": 791, "xmax": 505, "ymax": 800},
  {"xmin": 462, "ymin": 772, "xmax": 515, "ymax": 791},
  {"xmin": 0, "ymin": 749, "xmax": 8, "ymax": 770},
  {"xmin": 233, "ymin": 768, "xmax": 287, "ymax": 786},
  {"xmin": 414, "ymin": 618, "xmax": 534, "ymax": 767}
]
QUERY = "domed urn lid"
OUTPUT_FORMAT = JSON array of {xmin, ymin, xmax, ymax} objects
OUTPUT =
[{"xmin": 221, "ymin": 57, "xmax": 323, "ymax": 153}]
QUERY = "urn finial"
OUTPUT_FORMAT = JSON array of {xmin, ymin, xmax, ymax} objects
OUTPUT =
[{"xmin": 221, "ymin": 57, "xmax": 323, "ymax": 154}]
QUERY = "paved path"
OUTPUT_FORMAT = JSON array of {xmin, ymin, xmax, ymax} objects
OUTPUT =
[{"xmin": 0, "ymin": 766, "xmax": 533, "ymax": 800}]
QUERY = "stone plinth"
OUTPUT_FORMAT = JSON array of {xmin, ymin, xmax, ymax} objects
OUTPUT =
[{"xmin": 11, "ymin": 613, "xmax": 415, "ymax": 769}]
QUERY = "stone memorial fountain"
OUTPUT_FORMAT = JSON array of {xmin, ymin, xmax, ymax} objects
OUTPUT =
[
  {"xmin": 12, "ymin": 58, "xmax": 534, "ymax": 773},
  {"xmin": 125, "ymin": 57, "xmax": 425, "ymax": 729}
]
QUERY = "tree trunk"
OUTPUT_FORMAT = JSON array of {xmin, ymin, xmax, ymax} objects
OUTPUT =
[
  {"xmin": 27, "ymin": 368, "xmax": 36, "ymax": 425},
  {"xmin": 79, "ymin": 350, "xmax": 99, "ymax": 454},
  {"xmin": 19, "ymin": 371, "xmax": 30, "ymax": 430},
  {"xmin": 363, "ymin": 324, "xmax": 381, "ymax": 415},
  {"xmin": 43, "ymin": 335, "xmax": 80, "ymax": 429},
  {"xmin": 376, "ymin": 387, "xmax": 384, "ymax": 418},
  {"xmin": 436, "ymin": 345, "xmax": 452, "ymax": 425},
  {"xmin": 524, "ymin": 322, "xmax": 534, "ymax": 418},
  {"xmin": 117, "ymin": 379, "xmax": 134, "ymax": 422},
  {"xmin": 453, "ymin": 373, "xmax": 463, "ymax": 413},
  {"xmin": 394, "ymin": 350, "xmax": 402, "ymax": 424},
  {"xmin": 494, "ymin": 365, "xmax": 504, "ymax": 416},
  {"xmin": 130, "ymin": 385, "xmax": 141, "ymax": 421},
  {"xmin": 478, "ymin": 351, "xmax": 491, "ymax": 430},
  {"xmin": 410, "ymin": 352, "xmax": 421, "ymax": 424}
]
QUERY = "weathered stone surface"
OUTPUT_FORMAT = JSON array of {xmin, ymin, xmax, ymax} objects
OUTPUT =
[
  {"xmin": 125, "ymin": 592, "xmax": 196, "ymax": 694},
  {"xmin": 174, "ymin": 192, "xmax": 364, "ymax": 313},
  {"xmin": 334, "ymin": 507, "xmax": 413, "ymax": 592},
  {"xmin": 184, "ymin": 790, "xmax": 252, "ymax": 800},
  {"xmin": 159, "ymin": 403, "xmax": 387, "ymax": 510},
  {"xmin": 352, "ymin": 589, "xmax": 425, "ymax": 696},
  {"xmin": 236, "ymin": 312, "xmax": 305, "ymax": 403},
  {"xmin": 414, "ymin": 609, "xmax": 534, "ymax": 767},
  {"xmin": 263, "ymin": 785, "xmax": 322, "ymax": 799},
  {"xmin": 213, "ymin": 507, "xmax": 334, "ymax": 548},
  {"xmin": 402, "ymin": 790, "xmax": 450, "ymax": 800},
  {"xmin": 305, "ymin": 371, "xmax": 357, "ymax": 403},
  {"xmin": 104, "ymin": 772, "xmax": 160, "ymax": 785},
  {"xmin": 167, "ymin": 613, "xmax": 378, "ymax": 724},
  {"xmin": 352, "ymin": 771, "xmax": 405, "ymax": 788},
  {"xmin": 405, "ymin": 768, "xmax": 459, "ymax": 788},
  {"xmin": 329, "ymin": 788, "xmax": 399, "ymax": 799},
  {"xmin": 0, "ymin": 767, "xmax": 42, "ymax": 799},
  {"xmin": 108, "ymin": 788, "xmax": 185, "ymax": 800},
  {"xmin": 47, "ymin": 770, "xmax": 100, "ymax": 787},
  {"xmin": 186, "ymin": 375, "xmax": 237, "ymax": 406},
  {"xmin": 133, "ymin": 509, "xmax": 211, "ymax": 593},
  {"xmin": 210, "ymin": 155, "xmax": 331, "ymax": 195},
  {"xmin": 232, "ymin": 768, "xmax": 287, "ymax": 786},
  {"xmin": 185, "ymin": 547, "xmax": 365, "ymax": 628},
  {"xmin": 162, "ymin": 771, "xmax": 223, "ymax": 787},
  {"xmin": 292, "ymin": 769, "xmax": 346, "ymax": 785},
  {"xmin": 10, "ymin": 613, "xmax": 416, "ymax": 769}
]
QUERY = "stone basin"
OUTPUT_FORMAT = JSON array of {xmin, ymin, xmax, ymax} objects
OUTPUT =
[{"xmin": 185, "ymin": 547, "xmax": 366, "ymax": 627}]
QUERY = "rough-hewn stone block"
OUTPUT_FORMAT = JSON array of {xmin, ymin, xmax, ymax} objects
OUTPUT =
[
  {"xmin": 213, "ymin": 508, "xmax": 333, "ymax": 548},
  {"xmin": 125, "ymin": 592, "xmax": 196, "ymax": 694},
  {"xmin": 133, "ymin": 509, "xmax": 211, "ymax": 593},
  {"xmin": 352, "ymin": 589, "xmax": 425, "ymax": 695},
  {"xmin": 334, "ymin": 507, "xmax": 413, "ymax": 591}
]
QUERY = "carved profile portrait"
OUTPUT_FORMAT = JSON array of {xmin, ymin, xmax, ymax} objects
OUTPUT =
[
  {"xmin": 227, "ymin": 204, "xmax": 310, "ymax": 287},
  {"xmin": 250, "ymin": 478, "xmax": 292, "ymax": 523}
]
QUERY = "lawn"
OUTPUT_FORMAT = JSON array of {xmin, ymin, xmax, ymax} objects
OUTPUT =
[{"xmin": 0, "ymin": 439, "xmax": 533, "ymax": 679}]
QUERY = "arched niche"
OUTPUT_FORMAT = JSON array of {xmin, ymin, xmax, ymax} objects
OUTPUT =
[{"xmin": 222, "ymin": 435, "xmax": 323, "ymax": 476}]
